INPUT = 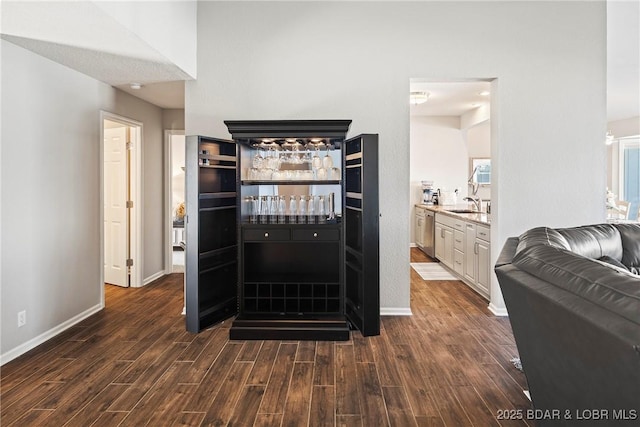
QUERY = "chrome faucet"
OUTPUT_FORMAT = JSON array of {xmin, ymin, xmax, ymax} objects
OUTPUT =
[{"xmin": 463, "ymin": 196, "xmax": 483, "ymax": 212}]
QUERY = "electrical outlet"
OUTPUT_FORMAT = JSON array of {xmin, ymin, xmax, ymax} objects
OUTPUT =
[{"xmin": 17, "ymin": 310, "xmax": 26, "ymax": 327}]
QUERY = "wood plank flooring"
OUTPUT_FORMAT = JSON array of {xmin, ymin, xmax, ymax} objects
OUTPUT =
[{"xmin": 1, "ymin": 248, "xmax": 533, "ymax": 426}]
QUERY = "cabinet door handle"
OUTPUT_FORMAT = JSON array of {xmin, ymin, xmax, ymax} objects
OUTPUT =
[
  {"xmin": 313, "ymin": 232, "xmax": 318, "ymax": 237},
  {"xmin": 264, "ymin": 232, "xmax": 269, "ymax": 238},
  {"xmin": 474, "ymin": 242, "xmax": 478, "ymax": 254}
]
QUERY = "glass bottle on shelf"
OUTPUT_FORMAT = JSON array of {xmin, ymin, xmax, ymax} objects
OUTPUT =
[
  {"xmin": 298, "ymin": 195, "xmax": 307, "ymax": 223},
  {"xmin": 318, "ymin": 195, "xmax": 326, "ymax": 223},
  {"xmin": 288, "ymin": 195, "xmax": 297, "ymax": 224},
  {"xmin": 277, "ymin": 196, "xmax": 286, "ymax": 223},
  {"xmin": 308, "ymin": 195, "xmax": 315, "ymax": 224},
  {"xmin": 260, "ymin": 195, "xmax": 269, "ymax": 223},
  {"xmin": 269, "ymin": 196, "xmax": 277, "ymax": 223},
  {"xmin": 248, "ymin": 196, "xmax": 258, "ymax": 223}
]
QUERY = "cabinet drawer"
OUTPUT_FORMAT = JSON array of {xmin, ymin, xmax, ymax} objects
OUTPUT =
[
  {"xmin": 476, "ymin": 225, "xmax": 490, "ymax": 242},
  {"xmin": 244, "ymin": 228, "xmax": 290, "ymax": 241},
  {"xmin": 454, "ymin": 249, "xmax": 464, "ymax": 275},
  {"xmin": 292, "ymin": 229, "xmax": 340, "ymax": 241},
  {"xmin": 454, "ymin": 230, "xmax": 464, "ymax": 251},
  {"xmin": 436, "ymin": 213, "xmax": 465, "ymax": 231}
]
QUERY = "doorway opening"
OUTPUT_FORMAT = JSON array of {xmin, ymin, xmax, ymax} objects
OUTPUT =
[
  {"xmin": 408, "ymin": 79, "xmax": 495, "ymax": 304},
  {"xmin": 164, "ymin": 130, "xmax": 186, "ymax": 274},
  {"xmin": 101, "ymin": 112, "xmax": 142, "ymax": 295}
]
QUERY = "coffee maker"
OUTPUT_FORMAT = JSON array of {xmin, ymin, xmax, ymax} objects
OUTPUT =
[{"xmin": 421, "ymin": 181, "xmax": 435, "ymax": 205}]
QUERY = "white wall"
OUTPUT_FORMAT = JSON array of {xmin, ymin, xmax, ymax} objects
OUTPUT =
[
  {"xmin": 1, "ymin": 40, "xmax": 166, "ymax": 361},
  {"xmin": 410, "ymin": 116, "xmax": 467, "ymax": 241},
  {"xmin": 186, "ymin": 1, "xmax": 607, "ymax": 314},
  {"xmin": 465, "ymin": 121, "xmax": 491, "ymax": 203},
  {"xmin": 163, "ymin": 109, "xmax": 185, "ymax": 131},
  {"xmin": 93, "ymin": 0, "xmax": 198, "ymax": 78}
]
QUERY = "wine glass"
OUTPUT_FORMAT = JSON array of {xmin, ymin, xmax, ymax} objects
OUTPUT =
[
  {"xmin": 311, "ymin": 144, "xmax": 322, "ymax": 170},
  {"xmin": 322, "ymin": 149, "xmax": 333, "ymax": 169},
  {"xmin": 252, "ymin": 150, "xmax": 264, "ymax": 169}
]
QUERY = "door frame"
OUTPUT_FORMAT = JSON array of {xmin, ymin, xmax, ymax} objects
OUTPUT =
[
  {"xmin": 100, "ymin": 111, "xmax": 143, "ymax": 300},
  {"xmin": 164, "ymin": 129, "xmax": 186, "ymax": 274}
]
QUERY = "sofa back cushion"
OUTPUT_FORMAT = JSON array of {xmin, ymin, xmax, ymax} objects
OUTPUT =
[
  {"xmin": 515, "ymin": 227, "xmax": 571, "ymax": 254},
  {"xmin": 516, "ymin": 224, "xmax": 624, "ymax": 261},
  {"xmin": 512, "ymin": 244, "xmax": 640, "ymax": 326},
  {"xmin": 557, "ymin": 224, "xmax": 623, "ymax": 261},
  {"xmin": 616, "ymin": 224, "xmax": 640, "ymax": 272}
]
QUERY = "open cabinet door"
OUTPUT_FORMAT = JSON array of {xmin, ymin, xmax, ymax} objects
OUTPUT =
[
  {"xmin": 185, "ymin": 136, "xmax": 238, "ymax": 333},
  {"xmin": 343, "ymin": 134, "xmax": 380, "ymax": 336}
]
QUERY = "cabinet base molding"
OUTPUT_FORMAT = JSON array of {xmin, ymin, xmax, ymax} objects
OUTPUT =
[{"xmin": 230, "ymin": 314, "xmax": 350, "ymax": 341}]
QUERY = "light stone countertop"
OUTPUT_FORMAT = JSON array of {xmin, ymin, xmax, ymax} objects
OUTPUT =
[{"xmin": 415, "ymin": 203, "xmax": 491, "ymax": 226}]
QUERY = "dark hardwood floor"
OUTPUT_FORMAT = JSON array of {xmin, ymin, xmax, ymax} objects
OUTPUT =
[{"xmin": 1, "ymin": 248, "xmax": 532, "ymax": 426}]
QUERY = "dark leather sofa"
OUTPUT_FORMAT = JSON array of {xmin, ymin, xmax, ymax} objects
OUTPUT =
[{"xmin": 495, "ymin": 223, "xmax": 640, "ymax": 426}]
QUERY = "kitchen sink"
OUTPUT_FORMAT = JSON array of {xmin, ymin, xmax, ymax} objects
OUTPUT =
[{"xmin": 446, "ymin": 209, "xmax": 478, "ymax": 214}]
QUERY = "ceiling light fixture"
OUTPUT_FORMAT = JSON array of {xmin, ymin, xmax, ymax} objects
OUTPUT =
[
  {"xmin": 478, "ymin": 90, "xmax": 490, "ymax": 96},
  {"xmin": 410, "ymin": 91, "xmax": 430, "ymax": 105},
  {"xmin": 130, "ymin": 83, "xmax": 142, "ymax": 90}
]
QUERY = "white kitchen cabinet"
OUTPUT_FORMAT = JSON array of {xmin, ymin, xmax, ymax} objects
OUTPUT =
[
  {"xmin": 435, "ymin": 213, "xmax": 462, "ymax": 270},
  {"xmin": 453, "ymin": 229, "xmax": 464, "ymax": 275},
  {"xmin": 415, "ymin": 207, "xmax": 425, "ymax": 248},
  {"xmin": 435, "ymin": 212, "xmax": 491, "ymax": 300},
  {"xmin": 435, "ymin": 222, "xmax": 454, "ymax": 269},
  {"xmin": 474, "ymin": 226, "xmax": 491, "ymax": 297},
  {"xmin": 463, "ymin": 222, "xmax": 476, "ymax": 283}
]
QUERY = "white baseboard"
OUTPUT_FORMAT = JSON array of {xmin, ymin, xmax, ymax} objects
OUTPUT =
[
  {"xmin": 142, "ymin": 270, "xmax": 165, "ymax": 287},
  {"xmin": 488, "ymin": 303, "xmax": 508, "ymax": 316},
  {"xmin": 409, "ymin": 243, "xmax": 417, "ymax": 248},
  {"xmin": 1, "ymin": 303, "xmax": 103, "ymax": 366},
  {"xmin": 380, "ymin": 307, "xmax": 412, "ymax": 316}
]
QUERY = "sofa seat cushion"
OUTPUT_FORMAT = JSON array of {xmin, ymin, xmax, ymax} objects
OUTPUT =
[{"xmin": 512, "ymin": 244, "xmax": 640, "ymax": 326}]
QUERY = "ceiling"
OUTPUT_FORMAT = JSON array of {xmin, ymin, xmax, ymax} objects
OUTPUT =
[
  {"xmin": 410, "ymin": 81, "xmax": 491, "ymax": 117},
  {"xmin": 1, "ymin": 1, "xmax": 637, "ymax": 119}
]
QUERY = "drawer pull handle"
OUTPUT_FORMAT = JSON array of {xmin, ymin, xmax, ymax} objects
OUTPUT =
[
  {"xmin": 313, "ymin": 232, "xmax": 318, "ymax": 237},
  {"xmin": 264, "ymin": 232, "xmax": 269, "ymax": 238}
]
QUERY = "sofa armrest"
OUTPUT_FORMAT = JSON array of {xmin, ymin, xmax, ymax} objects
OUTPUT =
[{"xmin": 495, "ymin": 237, "xmax": 520, "ymax": 268}]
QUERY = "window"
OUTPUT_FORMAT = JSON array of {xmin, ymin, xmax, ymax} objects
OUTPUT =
[
  {"xmin": 619, "ymin": 137, "xmax": 640, "ymax": 220},
  {"xmin": 470, "ymin": 158, "xmax": 491, "ymax": 185}
]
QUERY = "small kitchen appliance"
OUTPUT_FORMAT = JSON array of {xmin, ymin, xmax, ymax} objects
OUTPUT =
[{"xmin": 421, "ymin": 181, "xmax": 435, "ymax": 205}]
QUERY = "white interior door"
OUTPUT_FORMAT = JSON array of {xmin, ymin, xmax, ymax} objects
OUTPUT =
[{"xmin": 104, "ymin": 125, "xmax": 129, "ymax": 287}]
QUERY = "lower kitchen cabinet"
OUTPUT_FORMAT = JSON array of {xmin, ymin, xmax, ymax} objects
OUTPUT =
[
  {"xmin": 435, "ymin": 222, "xmax": 453, "ymax": 269},
  {"xmin": 475, "ymin": 227, "xmax": 491, "ymax": 296},
  {"xmin": 435, "ymin": 212, "xmax": 491, "ymax": 300}
]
